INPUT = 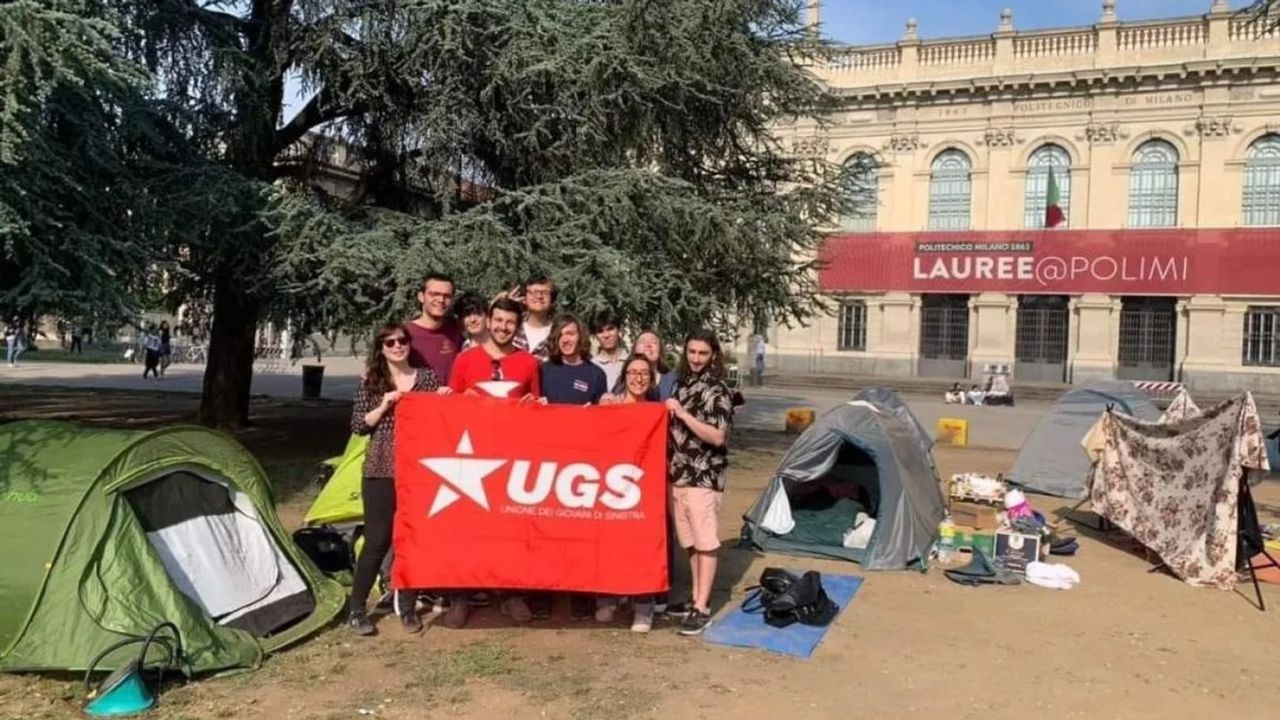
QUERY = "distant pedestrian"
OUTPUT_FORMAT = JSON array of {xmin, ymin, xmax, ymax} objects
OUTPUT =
[
  {"xmin": 5, "ymin": 319, "xmax": 24, "ymax": 367},
  {"xmin": 754, "ymin": 334, "xmax": 767, "ymax": 385},
  {"xmin": 158, "ymin": 321, "xmax": 173, "ymax": 377},
  {"xmin": 142, "ymin": 326, "xmax": 162, "ymax": 379},
  {"xmin": 69, "ymin": 326, "xmax": 83, "ymax": 354}
]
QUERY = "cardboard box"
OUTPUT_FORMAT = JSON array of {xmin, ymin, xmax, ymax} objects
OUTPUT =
[
  {"xmin": 950, "ymin": 500, "xmax": 1000, "ymax": 532},
  {"xmin": 993, "ymin": 531, "xmax": 1042, "ymax": 574},
  {"xmin": 951, "ymin": 525, "xmax": 996, "ymax": 557}
]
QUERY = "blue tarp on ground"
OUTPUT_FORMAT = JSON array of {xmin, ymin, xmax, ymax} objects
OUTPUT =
[{"xmin": 702, "ymin": 572, "xmax": 863, "ymax": 658}]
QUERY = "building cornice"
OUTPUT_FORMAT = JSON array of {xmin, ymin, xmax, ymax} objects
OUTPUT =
[{"xmin": 824, "ymin": 57, "xmax": 1280, "ymax": 105}]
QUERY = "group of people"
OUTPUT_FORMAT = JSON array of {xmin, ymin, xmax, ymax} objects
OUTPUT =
[
  {"xmin": 348, "ymin": 273, "xmax": 735, "ymax": 639},
  {"xmin": 137, "ymin": 322, "xmax": 173, "ymax": 379}
]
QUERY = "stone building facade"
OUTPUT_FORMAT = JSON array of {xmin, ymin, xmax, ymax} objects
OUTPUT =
[{"xmin": 761, "ymin": 0, "xmax": 1280, "ymax": 392}]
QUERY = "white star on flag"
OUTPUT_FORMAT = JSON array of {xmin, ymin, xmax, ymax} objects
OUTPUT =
[{"xmin": 420, "ymin": 431, "xmax": 508, "ymax": 517}]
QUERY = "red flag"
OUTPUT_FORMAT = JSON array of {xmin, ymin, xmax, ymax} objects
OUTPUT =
[
  {"xmin": 392, "ymin": 393, "xmax": 669, "ymax": 594},
  {"xmin": 1044, "ymin": 166, "xmax": 1065, "ymax": 228}
]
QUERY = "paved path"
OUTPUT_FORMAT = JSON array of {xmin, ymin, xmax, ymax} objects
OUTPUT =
[{"xmin": 1, "ymin": 360, "xmax": 1049, "ymax": 450}]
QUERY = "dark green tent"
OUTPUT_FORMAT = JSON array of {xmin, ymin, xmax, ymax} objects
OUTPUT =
[{"xmin": 0, "ymin": 421, "xmax": 344, "ymax": 675}]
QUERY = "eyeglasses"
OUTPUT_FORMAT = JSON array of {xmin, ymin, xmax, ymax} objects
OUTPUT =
[
  {"xmin": 526, "ymin": 290, "xmax": 551, "ymax": 299},
  {"xmin": 625, "ymin": 370, "xmax": 651, "ymax": 378},
  {"xmin": 382, "ymin": 337, "xmax": 410, "ymax": 348}
]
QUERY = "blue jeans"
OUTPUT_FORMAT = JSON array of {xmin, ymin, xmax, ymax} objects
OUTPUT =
[
  {"xmin": 6, "ymin": 339, "xmax": 22, "ymax": 365},
  {"xmin": 755, "ymin": 355, "xmax": 764, "ymax": 380}
]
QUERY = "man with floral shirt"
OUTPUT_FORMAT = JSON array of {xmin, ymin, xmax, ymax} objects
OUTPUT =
[{"xmin": 664, "ymin": 329, "xmax": 733, "ymax": 636}]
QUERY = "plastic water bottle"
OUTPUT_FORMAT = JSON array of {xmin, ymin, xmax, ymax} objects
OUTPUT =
[{"xmin": 938, "ymin": 516, "xmax": 956, "ymax": 563}]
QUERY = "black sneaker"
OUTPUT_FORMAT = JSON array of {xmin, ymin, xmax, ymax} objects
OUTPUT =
[
  {"xmin": 663, "ymin": 602, "xmax": 691, "ymax": 621},
  {"xmin": 677, "ymin": 609, "xmax": 712, "ymax": 637},
  {"xmin": 569, "ymin": 595, "xmax": 593, "ymax": 621},
  {"xmin": 529, "ymin": 594, "xmax": 553, "ymax": 621},
  {"xmin": 347, "ymin": 611, "xmax": 375, "ymax": 636},
  {"xmin": 400, "ymin": 611, "xmax": 423, "ymax": 634}
]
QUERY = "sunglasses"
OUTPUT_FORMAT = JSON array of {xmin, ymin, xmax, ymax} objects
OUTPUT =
[{"xmin": 382, "ymin": 337, "xmax": 410, "ymax": 348}]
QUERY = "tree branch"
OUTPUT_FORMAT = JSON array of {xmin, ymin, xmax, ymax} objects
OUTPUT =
[
  {"xmin": 186, "ymin": 0, "xmax": 253, "ymax": 33},
  {"xmin": 273, "ymin": 87, "xmax": 363, "ymax": 154}
]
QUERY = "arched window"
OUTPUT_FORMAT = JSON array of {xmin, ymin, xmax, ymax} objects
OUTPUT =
[
  {"xmin": 1128, "ymin": 140, "xmax": 1179, "ymax": 228},
  {"xmin": 1024, "ymin": 144, "xmax": 1071, "ymax": 228},
  {"xmin": 1243, "ymin": 134, "xmax": 1280, "ymax": 227},
  {"xmin": 839, "ymin": 153, "xmax": 879, "ymax": 232},
  {"xmin": 928, "ymin": 149, "xmax": 972, "ymax": 231}
]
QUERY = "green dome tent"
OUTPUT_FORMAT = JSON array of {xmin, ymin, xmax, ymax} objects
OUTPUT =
[
  {"xmin": 0, "ymin": 421, "xmax": 344, "ymax": 675},
  {"xmin": 304, "ymin": 434, "xmax": 368, "ymax": 528}
]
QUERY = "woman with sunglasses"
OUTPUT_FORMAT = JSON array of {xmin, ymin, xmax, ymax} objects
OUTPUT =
[
  {"xmin": 599, "ymin": 353, "xmax": 662, "ymax": 632},
  {"xmin": 347, "ymin": 323, "xmax": 440, "ymax": 636}
]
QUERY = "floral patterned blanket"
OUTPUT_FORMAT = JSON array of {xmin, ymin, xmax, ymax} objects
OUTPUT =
[
  {"xmin": 1087, "ymin": 394, "xmax": 1270, "ymax": 589},
  {"xmin": 1159, "ymin": 388, "xmax": 1201, "ymax": 423}
]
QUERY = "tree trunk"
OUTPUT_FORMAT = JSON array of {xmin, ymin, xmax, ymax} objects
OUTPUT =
[{"xmin": 198, "ymin": 281, "xmax": 259, "ymax": 428}]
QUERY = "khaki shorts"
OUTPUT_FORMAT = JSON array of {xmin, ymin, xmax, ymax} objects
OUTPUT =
[{"xmin": 672, "ymin": 486, "xmax": 723, "ymax": 552}]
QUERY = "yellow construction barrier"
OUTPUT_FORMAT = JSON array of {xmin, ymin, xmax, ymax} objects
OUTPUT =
[
  {"xmin": 937, "ymin": 417, "xmax": 968, "ymax": 447},
  {"xmin": 786, "ymin": 408, "xmax": 816, "ymax": 434}
]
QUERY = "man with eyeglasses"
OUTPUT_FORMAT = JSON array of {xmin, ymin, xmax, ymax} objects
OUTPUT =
[
  {"xmin": 512, "ymin": 276, "xmax": 555, "ymax": 360},
  {"xmin": 406, "ymin": 272, "xmax": 465, "ymax": 382}
]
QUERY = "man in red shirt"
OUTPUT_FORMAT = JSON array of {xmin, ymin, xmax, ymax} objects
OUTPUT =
[
  {"xmin": 406, "ymin": 272, "xmax": 464, "ymax": 383},
  {"xmin": 447, "ymin": 297, "xmax": 540, "ymax": 401},
  {"xmin": 440, "ymin": 296, "xmax": 540, "ymax": 628}
]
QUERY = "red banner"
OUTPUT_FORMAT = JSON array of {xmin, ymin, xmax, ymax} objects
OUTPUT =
[
  {"xmin": 820, "ymin": 229, "xmax": 1280, "ymax": 295},
  {"xmin": 392, "ymin": 394, "xmax": 669, "ymax": 595}
]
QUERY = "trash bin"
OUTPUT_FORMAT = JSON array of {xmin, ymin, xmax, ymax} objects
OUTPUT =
[{"xmin": 302, "ymin": 364, "xmax": 325, "ymax": 400}]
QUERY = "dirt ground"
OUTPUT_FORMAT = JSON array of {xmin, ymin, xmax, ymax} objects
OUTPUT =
[{"xmin": 3, "ymin": 385, "xmax": 1280, "ymax": 720}]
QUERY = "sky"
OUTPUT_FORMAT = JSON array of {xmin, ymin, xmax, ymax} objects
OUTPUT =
[{"xmin": 821, "ymin": 0, "xmax": 1256, "ymax": 45}]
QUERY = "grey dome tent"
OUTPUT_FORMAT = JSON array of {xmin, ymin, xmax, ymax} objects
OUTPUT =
[
  {"xmin": 740, "ymin": 390, "xmax": 945, "ymax": 570},
  {"xmin": 1008, "ymin": 381, "xmax": 1160, "ymax": 499},
  {"xmin": 852, "ymin": 387, "xmax": 933, "ymax": 458}
]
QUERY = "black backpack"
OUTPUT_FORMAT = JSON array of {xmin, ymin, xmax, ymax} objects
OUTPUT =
[
  {"xmin": 291, "ymin": 527, "xmax": 353, "ymax": 575},
  {"xmin": 743, "ymin": 568, "xmax": 840, "ymax": 629}
]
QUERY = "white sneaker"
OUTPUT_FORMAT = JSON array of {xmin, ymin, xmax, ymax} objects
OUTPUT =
[{"xmin": 631, "ymin": 604, "xmax": 654, "ymax": 633}]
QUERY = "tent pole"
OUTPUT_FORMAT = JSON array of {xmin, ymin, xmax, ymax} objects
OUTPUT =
[{"xmin": 1237, "ymin": 475, "xmax": 1276, "ymax": 612}]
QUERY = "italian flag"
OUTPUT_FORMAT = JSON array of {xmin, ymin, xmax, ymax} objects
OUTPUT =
[{"xmin": 1044, "ymin": 166, "xmax": 1064, "ymax": 228}]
